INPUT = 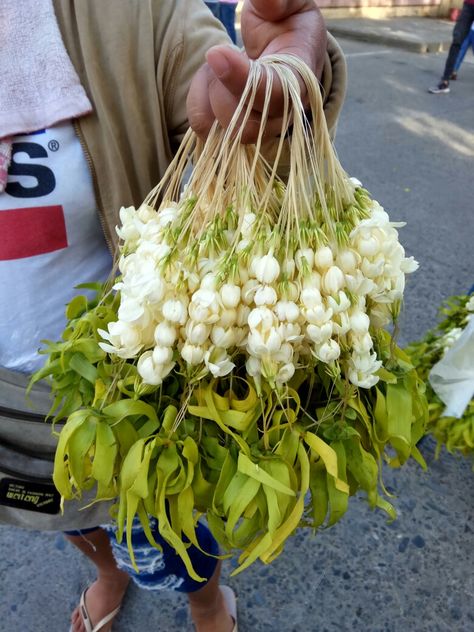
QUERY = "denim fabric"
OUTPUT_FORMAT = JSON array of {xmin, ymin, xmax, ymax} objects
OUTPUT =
[
  {"xmin": 442, "ymin": 2, "xmax": 474, "ymax": 80},
  {"xmin": 205, "ymin": 2, "xmax": 220, "ymax": 19},
  {"xmin": 219, "ymin": 3, "xmax": 237, "ymax": 44},
  {"xmin": 103, "ymin": 519, "xmax": 219, "ymax": 593},
  {"xmin": 454, "ymin": 26, "xmax": 474, "ymax": 72}
]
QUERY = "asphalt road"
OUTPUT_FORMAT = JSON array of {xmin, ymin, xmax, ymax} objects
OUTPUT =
[{"xmin": 0, "ymin": 38, "xmax": 473, "ymax": 632}]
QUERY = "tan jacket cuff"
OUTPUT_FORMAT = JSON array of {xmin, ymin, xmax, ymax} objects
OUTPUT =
[{"xmin": 321, "ymin": 32, "xmax": 347, "ymax": 139}]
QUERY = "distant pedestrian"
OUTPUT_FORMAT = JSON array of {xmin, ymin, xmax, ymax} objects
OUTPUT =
[
  {"xmin": 219, "ymin": 0, "xmax": 239, "ymax": 44},
  {"xmin": 204, "ymin": 0, "xmax": 220, "ymax": 19},
  {"xmin": 429, "ymin": 0, "xmax": 474, "ymax": 93},
  {"xmin": 450, "ymin": 23, "xmax": 474, "ymax": 80}
]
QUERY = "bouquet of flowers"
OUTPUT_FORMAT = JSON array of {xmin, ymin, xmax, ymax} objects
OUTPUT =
[
  {"xmin": 405, "ymin": 293, "xmax": 474, "ymax": 461},
  {"xmin": 32, "ymin": 56, "xmax": 427, "ymax": 579}
]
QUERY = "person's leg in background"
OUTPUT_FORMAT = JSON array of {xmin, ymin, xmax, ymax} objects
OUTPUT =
[
  {"xmin": 105, "ymin": 519, "xmax": 235, "ymax": 632},
  {"xmin": 219, "ymin": 3, "xmax": 238, "ymax": 44},
  {"xmin": 65, "ymin": 527, "xmax": 130, "ymax": 632},
  {"xmin": 450, "ymin": 32, "xmax": 471, "ymax": 79},
  {"xmin": 429, "ymin": 2, "xmax": 474, "ymax": 93}
]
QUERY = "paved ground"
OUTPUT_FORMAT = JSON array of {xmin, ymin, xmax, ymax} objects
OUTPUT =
[
  {"xmin": 326, "ymin": 17, "xmax": 455, "ymax": 53},
  {"xmin": 1, "ymin": 34, "xmax": 473, "ymax": 632}
]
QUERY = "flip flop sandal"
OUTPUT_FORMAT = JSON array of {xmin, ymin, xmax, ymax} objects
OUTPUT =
[
  {"xmin": 220, "ymin": 585, "xmax": 238, "ymax": 632},
  {"xmin": 69, "ymin": 587, "xmax": 121, "ymax": 632}
]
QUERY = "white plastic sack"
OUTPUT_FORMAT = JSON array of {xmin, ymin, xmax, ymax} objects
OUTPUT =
[{"xmin": 429, "ymin": 318, "xmax": 474, "ymax": 418}]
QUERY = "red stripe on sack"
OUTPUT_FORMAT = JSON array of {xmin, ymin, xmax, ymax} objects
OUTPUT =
[{"xmin": 0, "ymin": 205, "xmax": 68, "ymax": 260}]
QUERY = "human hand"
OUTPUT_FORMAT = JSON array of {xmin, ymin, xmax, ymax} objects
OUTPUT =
[{"xmin": 186, "ymin": 0, "xmax": 327, "ymax": 143}]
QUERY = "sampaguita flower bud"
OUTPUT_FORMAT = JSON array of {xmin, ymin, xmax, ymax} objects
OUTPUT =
[
  {"xmin": 314, "ymin": 246, "xmax": 334, "ymax": 270},
  {"xmin": 322, "ymin": 266, "xmax": 345, "ymax": 294},
  {"xmin": 253, "ymin": 254, "xmax": 280, "ymax": 284}
]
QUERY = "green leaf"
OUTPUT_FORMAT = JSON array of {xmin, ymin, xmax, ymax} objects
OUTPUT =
[
  {"xmin": 238, "ymin": 453, "xmax": 295, "ymax": 496},
  {"xmin": 66, "ymin": 295, "xmax": 89, "ymax": 320},
  {"xmin": 69, "ymin": 352, "xmax": 98, "ymax": 384}
]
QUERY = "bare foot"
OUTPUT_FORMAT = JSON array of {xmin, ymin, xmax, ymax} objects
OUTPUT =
[
  {"xmin": 70, "ymin": 572, "xmax": 130, "ymax": 632},
  {"xmin": 190, "ymin": 589, "xmax": 234, "ymax": 632}
]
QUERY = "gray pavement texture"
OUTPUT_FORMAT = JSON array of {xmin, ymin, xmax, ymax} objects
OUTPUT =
[
  {"xmin": 1, "ymin": 29, "xmax": 474, "ymax": 632},
  {"xmin": 326, "ymin": 17, "xmax": 455, "ymax": 53}
]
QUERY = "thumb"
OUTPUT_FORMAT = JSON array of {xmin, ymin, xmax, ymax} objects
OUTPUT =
[{"xmin": 248, "ymin": 0, "xmax": 308, "ymax": 21}]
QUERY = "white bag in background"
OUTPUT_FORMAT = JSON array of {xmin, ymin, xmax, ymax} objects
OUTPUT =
[{"xmin": 429, "ymin": 318, "xmax": 474, "ymax": 418}]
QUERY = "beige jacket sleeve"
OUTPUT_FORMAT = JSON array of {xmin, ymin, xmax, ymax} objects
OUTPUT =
[{"xmin": 164, "ymin": 0, "xmax": 347, "ymax": 146}]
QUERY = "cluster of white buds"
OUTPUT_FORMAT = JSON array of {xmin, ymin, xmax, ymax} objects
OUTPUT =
[{"xmin": 99, "ymin": 186, "xmax": 418, "ymax": 390}]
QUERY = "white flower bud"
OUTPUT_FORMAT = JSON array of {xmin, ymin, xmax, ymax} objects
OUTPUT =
[
  {"xmin": 200, "ymin": 273, "xmax": 218, "ymax": 290},
  {"xmin": 345, "ymin": 271, "xmax": 376, "ymax": 296},
  {"xmin": 217, "ymin": 308, "xmax": 236, "ymax": 329},
  {"xmin": 306, "ymin": 322, "xmax": 333, "ymax": 345},
  {"xmin": 185, "ymin": 321, "xmax": 210, "ymax": 345},
  {"xmin": 248, "ymin": 307, "xmax": 275, "ymax": 331},
  {"xmin": 194, "ymin": 287, "xmax": 219, "ymax": 309},
  {"xmin": 352, "ymin": 332, "xmax": 373, "ymax": 354},
  {"xmin": 357, "ymin": 236, "xmax": 379, "ymax": 257},
  {"xmin": 304, "ymin": 305, "xmax": 333, "ymax": 326},
  {"xmin": 220, "ymin": 283, "xmax": 241, "ymax": 309},
  {"xmin": 156, "ymin": 204, "xmax": 178, "ymax": 227},
  {"xmin": 333, "ymin": 311, "xmax": 351, "ymax": 335},
  {"xmin": 204, "ymin": 347, "xmax": 235, "ymax": 377},
  {"xmin": 314, "ymin": 246, "xmax": 334, "ymax": 270},
  {"xmin": 246, "ymin": 356, "xmax": 261, "ymax": 376},
  {"xmin": 236, "ymin": 264, "xmax": 249, "ymax": 285},
  {"xmin": 351, "ymin": 351, "xmax": 382, "ymax": 374},
  {"xmin": 348, "ymin": 369, "xmax": 379, "ymax": 389},
  {"xmin": 241, "ymin": 212, "xmax": 256, "ymax": 237},
  {"xmin": 274, "ymin": 342, "xmax": 293, "ymax": 364},
  {"xmin": 236, "ymin": 304, "xmax": 251, "ymax": 328},
  {"xmin": 327, "ymin": 290, "xmax": 351, "ymax": 314},
  {"xmin": 315, "ymin": 340, "xmax": 340, "ymax": 363},
  {"xmin": 242, "ymin": 279, "xmax": 260, "ymax": 305},
  {"xmin": 152, "ymin": 346, "xmax": 173, "ymax": 365},
  {"xmin": 361, "ymin": 258, "xmax": 384, "ymax": 279},
  {"xmin": 254, "ymin": 285, "xmax": 278, "ymax": 306},
  {"xmin": 276, "ymin": 363, "xmax": 295, "ymax": 385},
  {"xmin": 350, "ymin": 311, "xmax": 371, "ymax": 334},
  {"xmin": 118, "ymin": 297, "xmax": 145, "ymax": 323},
  {"xmin": 147, "ymin": 278, "xmax": 166, "ymax": 304},
  {"xmin": 369, "ymin": 304, "xmax": 391, "ymax": 328},
  {"xmin": 116, "ymin": 206, "xmax": 141, "ymax": 244},
  {"xmin": 186, "ymin": 272, "xmax": 201, "ymax": 293},
  {"xmin": 210, "ymin": 326, "xmax": 237, "ymax": 348},
  {"xmin": 300, "ymin": 288, "xmax": 322, "ymax": 309},
  {"xmin": 295, "ymin": 248, "xmax": 315, "ymax": 271},
  {"xmin": 236, "ymin": 239, "xmax": 250, "ymax": 253},
  {"xmin": 400, "ymin": 256, "xmax": 419, "ymax": 274},
  {"xmin": 162, "ymin": 299, "xmax": 187, "ymax": 325},
  {"xmin": 285, "ymin": 282, "xmax": 299, "ymax": 302},
  {"xmin": 282, "ymin": 259, "xmax": 296, "ymax": 279},
  {"xmin": 277, "ymin": 322, "xmax": 302, "ymax": 343},
  {"xmin": 336, "ymin": 249, "xmax": 358, "ymax": 274},
  {"xmin": 322, "ymin": 266, "xmax": 345, "ymax": 294},
  {"xmin": 253, "ymin": 254, "xmax": 280, "ymax": 284},
  {"xmin": 154, "ymin": 322, "xmax": 177, "ymax": 347},
  {"xmin": 301, "ymin": 271, "xmax": 322, "ymax": 291},
  {"xmin": 137, "ymin": 351, "xmax": 169, "ymax": 385},
  {"xmin": 274, "ymin": 301, "xmax": 300, "ymax": 323},
  {"xmin": 181, "ymin": 343, "xmax": 206, "ymax": 365},
  {"xmin": 247, "ymin": 328, "xmax": 282, "ymax": 355}
]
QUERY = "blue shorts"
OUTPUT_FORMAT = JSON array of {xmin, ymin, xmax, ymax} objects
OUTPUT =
[{"xmin": 65, "ymin": 519, "xmax": 219, "ymax": 593}]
